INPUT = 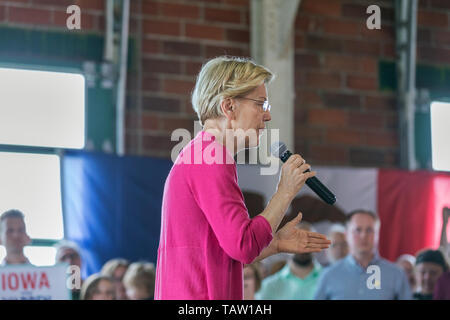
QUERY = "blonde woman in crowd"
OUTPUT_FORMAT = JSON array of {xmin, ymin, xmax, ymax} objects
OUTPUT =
[
  {"xmin": 80, "ymin": 273, "xmax": 115, "ymax": 300},
  {"xmin": 123, "ymin": 262, "xmax": 156, "ymax": 300},
  {"xmin": 101, "ymin": 258, "xmax": 130, "ymax": 300}
]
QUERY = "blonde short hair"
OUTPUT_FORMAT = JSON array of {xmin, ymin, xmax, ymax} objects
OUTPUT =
[
  {"xmin": 123, "ymin": 262, "xmax": 156, "ymax": 297},
  {"xmin": 100, "ymin": 258, "xmax": 130, "ymax": 278},
  {"xmin": 191, "ymin": 56, "xmax": 274, "ymax": 126},
  {"xmin": 80, "ymin": 273, "xmax": 114, "ymax": 300}
]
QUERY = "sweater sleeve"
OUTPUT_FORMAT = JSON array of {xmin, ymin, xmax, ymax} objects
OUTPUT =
[{"xmin": 186, "ymin": 161, "xmax": 273, "ymax": 264}]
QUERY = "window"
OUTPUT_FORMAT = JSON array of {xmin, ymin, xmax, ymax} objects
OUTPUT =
[
  {"xmin": 0, "ymin": 152, "xmax": 64, "ymax": 240},
  {"xmin": 430, "ymin": 101, "xmax": 450, "ymax": 172},
  {"xmin": 0, "ymin": 246, "xmax": 57, "ymax": 267},
  {"xmin": 0, "ymin": 67, "xmax": 85, "ymax": 149},
  {"xmin": 0, "ymin": 66, "xmax": 85, "ymax": 266}
]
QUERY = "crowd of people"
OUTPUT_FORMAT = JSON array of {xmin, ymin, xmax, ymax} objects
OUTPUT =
[
  {"xmin": 0, "ymin": 209, "xmax": 156, "ymax": 300},
  {"xmin": 244, "ymin": 208, "xmax": 450, "ymax": 300},
  {"xmin": 1, "ymin": 207, "xmax": 449, "ymax": 300}
]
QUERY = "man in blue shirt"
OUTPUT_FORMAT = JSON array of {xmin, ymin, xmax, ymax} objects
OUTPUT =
[{"xmin": 314, "ymin": 209, "xmax": 412, "ymax": 300}]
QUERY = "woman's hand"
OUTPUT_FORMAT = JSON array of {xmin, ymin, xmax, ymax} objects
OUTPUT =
[
  {"xmin": 274, "ymin": 212, "xmax": 331, "ymax": 254},
  {"xmin": 276, "ymin": 154, "xmax": 316, "ymax": 201}
]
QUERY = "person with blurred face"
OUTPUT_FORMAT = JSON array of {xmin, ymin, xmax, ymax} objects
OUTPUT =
[
  {"xmin": 0, "ymin": 209, "xmax": 31, "ymax": 265},
  {"xmin": 256, "ymin": 223, "xmax": 323, "ymax": 300},
  {"xmin": 326, "ymin": 224, "xmax": 349, "ymax": 266},
  {"xmin": 314, "ymin": 210, "xmax": 412, "ymax": 300},
  {"xmin": 55, "ymin": 240, "xmax": 83, "ymax": 300},
  {"xmin": 80, "ymin": 274, "xmax": 115, "ymax": 300},
  {"xmin": 123, "ymin": 262, "xmax": 155, "ymax": 300},
  {"xmin": 101, "ymin": 258, "xmax": 130, "ymax": 300},
  {"xmin": 346, "ymin": 212, "xmax": 378, "ymax": 266},
  {"xmin": 243, "ymin": 263, "xmax": 262, "ymax": 300},
  {"xmin": 55, "ymin": 240, "xmax": 82, "ymax": 270},
  {"xmin": 396, "ymin": 254, "xmax": 416, "ymax": 292},
  {"xmin": 413, "ymin": 249, "xmax": 447, "ymax": 300}
]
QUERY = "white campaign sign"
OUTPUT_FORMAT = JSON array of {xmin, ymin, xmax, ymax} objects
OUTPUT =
[{"xmin": 0, "ymin": 264, "xmax": 71, "ymax": 300}]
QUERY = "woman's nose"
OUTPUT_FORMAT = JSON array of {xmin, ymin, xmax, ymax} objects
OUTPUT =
[{"xmin": 264, "ymin": 111, "xmax": 271, "ymax": 122}]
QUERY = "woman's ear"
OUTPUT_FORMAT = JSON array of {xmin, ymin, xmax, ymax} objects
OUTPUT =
[{"xmin": 220, "ymin": 98, "xmax": 235, "ymax": 120}]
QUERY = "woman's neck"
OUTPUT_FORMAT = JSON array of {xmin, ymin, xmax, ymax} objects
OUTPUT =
[{"xmin": 203, "ymin": 119, "xmax": 240, "ymax": 156}]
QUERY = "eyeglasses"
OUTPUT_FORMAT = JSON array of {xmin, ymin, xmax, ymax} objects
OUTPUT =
[{"xmin": 236, "ymin": 97, "xmax": 271, "ymax": 112}]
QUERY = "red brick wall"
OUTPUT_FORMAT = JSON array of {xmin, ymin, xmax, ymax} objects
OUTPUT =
[
  {"xmin": 0, "ymin": 0, "xmax": 105, "ymax": 31},
  {"xmin": 1, "ymin": 0, "xmax": 450, "ymax": 167},
  {"xmin": 295, "ymin": 0, "xmax": 450, "ymax": 167},
  {"xmin": 294, "ymin": 0, "xmax": 393, "ymax": 167},
  {"xmin": 126, "ymin": 0, "xmax": 251, "ymax": 158}
]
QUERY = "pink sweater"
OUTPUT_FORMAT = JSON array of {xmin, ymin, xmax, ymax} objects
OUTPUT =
[{"xmin": 155, "ymin": 131, "xmax": 273, "ymax": 300}]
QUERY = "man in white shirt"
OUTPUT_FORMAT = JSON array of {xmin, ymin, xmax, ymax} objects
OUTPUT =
[{"xmin": 0, "ymin": 209, "xmax": 32, "ymax": 266}]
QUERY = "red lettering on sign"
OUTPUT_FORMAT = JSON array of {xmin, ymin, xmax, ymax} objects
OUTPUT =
[
  {"xmin": 8, "ymin": 273, "xmax": 19, "ymax": 291},
  {"xmin": 1, "ymin": 270, "xmax": 53, "ymax": 291},
  {"xmin": 21, "ymin": 272, "xmax": 37, "ymax": 290},
  {"xmin": 39, "ymin": 272, "xmax": 50, "ymax": 289}
]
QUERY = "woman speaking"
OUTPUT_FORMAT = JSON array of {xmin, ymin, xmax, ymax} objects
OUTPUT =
[{"xmin": 155, "ymin": 56, "xmax": 331, "ymax": 300}]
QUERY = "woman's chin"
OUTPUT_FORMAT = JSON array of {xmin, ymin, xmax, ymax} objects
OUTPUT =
[
  {"xmin": 247, "ymin": 138, "xmax": 260, "ymax": 149},
  {"xmin": 257, "ymin": 129, "xmax": 265, "ymax": 143}
]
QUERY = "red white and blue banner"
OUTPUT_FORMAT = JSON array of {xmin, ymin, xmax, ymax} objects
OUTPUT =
[
  {"xmin": 237, "ymin": 165, "xmax": 450, "ymax": 262},
  {"xmin": 61, "ymin": 150, "xmax": 450, "ymax": 279}
]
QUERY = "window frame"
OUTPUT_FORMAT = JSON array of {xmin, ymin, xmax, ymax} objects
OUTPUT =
[
  {"xmin": 0, "ymin": 61, "xmax": 87, "ymax": 264},
  {"xmin": 430, "ymin": 100, "xmax": 450, "ymax": 172}
]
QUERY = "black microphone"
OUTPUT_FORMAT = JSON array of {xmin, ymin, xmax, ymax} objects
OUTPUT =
[{"xmin": 271, "ymin": 142, "xmax": 336, "ymax": 205}]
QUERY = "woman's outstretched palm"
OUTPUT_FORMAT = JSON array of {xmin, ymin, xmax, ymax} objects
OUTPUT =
[{"xmin": 275, "ymin": 212, "xmax": 331, "ymax": 254}]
